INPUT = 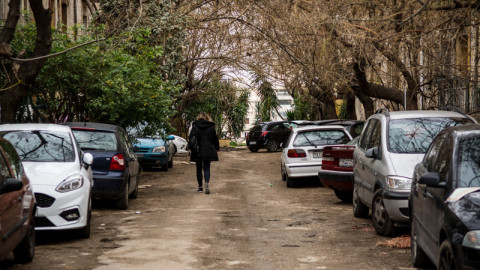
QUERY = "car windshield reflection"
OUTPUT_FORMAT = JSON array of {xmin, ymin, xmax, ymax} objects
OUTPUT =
[
  {"xmin": 72, "ymin": 130, "xmax": 117, "ymax": 151},
  {"xmin": 293, "ymin": 130, "xmax": 350, "ymax": 146},
  {"xmin": 458, "ymin": 136, "xmax": 480, "ymax": 188},
  {"xmin": 2, "ymin": 131, "xmax": 75, "ymax": 162}
]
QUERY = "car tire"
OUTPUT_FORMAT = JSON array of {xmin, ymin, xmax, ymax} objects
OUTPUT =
[
  {"xmin": 13, "ymin": 213, "xmax": 35, "ymax": 263},
  {"xmin": 249, "ymin": 147, "xmax": 259, "ymax": 152},
  {"xmin": 439, "ymin": 240, "xmax": 457, "ymax": 270},
  {"xmin": 168, "ymin": 157, "xmax": 173, "ymax": 168},
  {"xmin": 162, "ymin": 164, "xmax": 169, "ymax": 171},
  {"xmin": 281, "ymin": 172, "xmax": 286, "ymax": 182},
  {"xmin": 411, "ymin": 219, "xmax": 429, "ymax": 267},
  {"xmin": 78, "ymin": 196, "xmax": 91, "ymax": 238},
  {"xmin": 129, "ymin": 173, "xmax": 139, "ymax": 199},
  {"xmin": 286, "ymin": 175, "xmax": 295, "ymax": 188},
  {"xmin": 116, "ymin": 182, "xmax": 129, "ymax": 210},
  {"xmin": 266, "ymin": 139, "xmax": 279, "ymax": 152},
  {"xmin": 372, "ymin": 190, "xmax": 395, "ymax": 236},
  {"xmin": 334, "ymin": 190, "xmax": 353, "ymax": 202},
  {"xmin": 353, "ymin": 183, "xmax": 369, "ymax": 218}
]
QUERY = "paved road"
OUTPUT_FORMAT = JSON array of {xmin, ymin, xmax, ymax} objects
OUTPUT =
[{"xmin": 2, "ymin": 150, "xmax": 418, "ymax": 270}]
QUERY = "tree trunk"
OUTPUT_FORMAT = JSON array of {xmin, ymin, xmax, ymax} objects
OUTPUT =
[{"xmin": 0, "ymin": 0, "xmax": 52, "ymax": 123}]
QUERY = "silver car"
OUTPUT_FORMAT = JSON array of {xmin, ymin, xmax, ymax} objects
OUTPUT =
[
  {"xmin": 281, "ymin": 125, "xmax": 352, "ymax": 187},
  {"xmin": 352, "ymin": 108, "xmax": 475, "ymax": 236}
]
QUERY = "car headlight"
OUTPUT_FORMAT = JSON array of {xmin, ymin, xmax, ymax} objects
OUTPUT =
[
  {"xmin": 153, "ymin": 146, "xmax": 166, "ymax": 153},
  {"xmin": 386, "ymin": 176, "xmax": 412, "ymax": 190},
  {"xmin": 56, "ymin": 174, "xmax": 84, "ymax": 193},
  {"xmin": 463, "ymin": 231, "xmax": 480, "ymax": 249}
]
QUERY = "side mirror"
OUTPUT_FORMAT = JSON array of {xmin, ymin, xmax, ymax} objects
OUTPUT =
[
  {"xmin": 167, "ymin": 135, "xmax": 175, "ymax": 140},
  {"xmin": 82, "ymin": 153, "xmax": 94, "ymax": 166},
  {"xmin": 419, "ymin": 172, "xmax": 445, "ymax": 187},
  {"xmin": 365, "ymin": 146, "xmax": 379, "ymax": 159},
  {"xmin": 0, "ymin": 178, "xmax": 23, "ymax": 195}
]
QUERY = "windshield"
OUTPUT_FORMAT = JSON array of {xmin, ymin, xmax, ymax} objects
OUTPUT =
[
  {"xmin": 457, "ymin": 136, "xmax": 480, "ymax": 188},
  {"xmin": 2, "ymin": 130, "xmax": 75, "ymax": 162},
  {"xmin": 388, "ymin": 117, "xmax": 471, "ymax": 154},
  {"xmin": 293, "ymin": 130, "xmax": 350, "ymax": 146},
  {"xmin": 72, "ymin": 130, "xmax": 117, "ymax": 151}
]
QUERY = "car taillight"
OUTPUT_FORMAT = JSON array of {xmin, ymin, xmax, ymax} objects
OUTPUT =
[
  {"xmin": 109, "ymin": 154, "xmax": 125, "ymax": 171},
  {"xmin": 322, "ymin": 156, "xmax": 335, "ymax": 166},
  {"xmin": 246, "ymin": 133, "xmax": 250, "ymax": 139},
  {"xmin": 260, "ymin": 131, "xmax": 268, "ymax": 137},
  {"xmin": 287, "ymin": 149, "xmax": 306, "ymax": 158}
]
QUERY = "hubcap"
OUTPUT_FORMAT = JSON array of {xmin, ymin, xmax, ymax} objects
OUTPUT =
[{"xmin": 373, "ymin": 197, "xmax": 386, "ymax": 227}]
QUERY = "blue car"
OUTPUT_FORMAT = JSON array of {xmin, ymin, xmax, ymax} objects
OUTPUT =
[{"xmin": 133, "ymin": 135, "xmax": 175, "ymax": 171}]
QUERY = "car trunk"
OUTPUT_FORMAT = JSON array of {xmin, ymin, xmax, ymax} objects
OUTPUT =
[{"xmin": 322, "ymin": 146, "xmax": 355, "ymax": 171}]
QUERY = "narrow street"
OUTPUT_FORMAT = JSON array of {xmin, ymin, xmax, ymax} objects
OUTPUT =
[{"xmin": 2, "ymin": 150, "xmax": 415, "ymax": 270}]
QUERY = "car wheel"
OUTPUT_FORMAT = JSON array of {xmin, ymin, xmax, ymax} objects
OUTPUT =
[
  {"xmin": 266, "ymin": 140, "xmax": 279, "ymax": 152},
  {"xmin": 439, "ymin": 240, "xmax": 457, "ymax": 270},
  {"xmin": 116, "ymin": 182, "xmax": 129, "ymax": 210},
  {"xmin": 129, "ymin": 173, "xmax": 139, "ymax": 199},
  {"xmin": 334, "ymin": 190, "xmax": 353, "ymax": 202},
  {"xmin": 372, "ymin": 190, "xmax": 395, "ymax": 236},
  {"xmin": 168, "ymin": 157, "xmax": 173, "ymax": 168},
  {"xmin": 286, "ymin": 175, "xmax": 295, "ymax": 188},
  {"xmin": 353, "ymin": 183, "xmax": 369, "ymax": 218},
  {"xmin": 13, "ymin": 212, "xmax": 35, "ymax": 263},
  {"xmin": 249, "ymin": 147, "xmax": 259, "ymax": 152},
  {"xmin": 162, "ymin": 164, "xmax": 169, "ymax": 171},
  {"xmin": 411, "ymin": 218, "xmax": 429, "ymax": 267},
  {"xmin": 78, "ymin": 196, "xmax": 92, "ymax": 238},
  {"xmin": 173, "ymin": 144, "xmax": 178, "ymax": 156}
]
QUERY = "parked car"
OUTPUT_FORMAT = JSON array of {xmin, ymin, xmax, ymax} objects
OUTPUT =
[
  {"xmin": 63, "ymin": 122, "xmax": 140, "ymax": 210},
  {"xmin": 0, "ymin": 124, "xmax": 94, "ymax": 237},
  {"xmin": 317, "ymin": 120, "xmax": 365, "ymax": 138},
  {"xmin": 410, "ymin": 124, "xmax": 480, "ymax": 269},
  {"xmin": 0, "ymin": 137, "xmax": 36, "ymax": 263},
  {"xmin": 281, "ymin": 125, "xmax": 352, "ymax": 187},
  {"xmin": 171, "ymin": 135, "xmax": 188, "ymax": 155},
  {"xmin": 133, "ymin": 135, "xmax": 175, "ymax": 171},
  {"xmin": 318, "ymin": 137, "xmax": 358, "ymax": 202},
  {"xmin": 247, "ymin": 121, "xmax": 297, "ymax": 152},
  {"xmin": 353, "ymin": 108, "xmax": 475, "ymax": 236}
]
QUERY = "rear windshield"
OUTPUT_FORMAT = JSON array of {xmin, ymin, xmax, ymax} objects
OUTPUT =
[
  {"xmin": 457, "ymin": 136, "xmax": 480, "ymax": 188},
  {"xmin": 293, "ymin": 130, "xmax": 350, "ymax": 146},
  {"xmin": 250, "ymin": 125, "xmax": 263, "ymax": 132},
  {"xmin": 388, "ymin": 117, "xmax": 471, "ymax": 154},
  {"xmin": 2, "ymin": 130, "xmax": 75, "ymax": 162},
  {"xmin": 72, "ymin": 130, "xmax": 117, "ymax": 151}
]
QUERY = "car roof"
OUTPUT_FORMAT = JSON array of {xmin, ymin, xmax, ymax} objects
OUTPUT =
[
  {"xmin": 443, "ymin": 124, "xmax": 480, "ymax": 137},
  {"xmin": 0, "ymin": 123, "xmax": 72, "ymax": 133},
  {"xmin": 375, "ymin": 110, "xmax": 471, "ymax": 120},
  {"xmin": 292, "ymin": 125, "xmax": 348, "ymax": 132},
  {"xmin": 63, "ymin": 122, "xmax": 121, "ymax": 132}
]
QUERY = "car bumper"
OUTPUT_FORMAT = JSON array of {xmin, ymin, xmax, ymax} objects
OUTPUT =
[
  {"xmin": 382, "ymin": 190, "xmax": 410, "ymax": 223},
  {"xmin": 91, "ymin": 171, "xmax": 127, "ymax": 200},
  {"xmin": 33, "ymin": 184, "xmax": 90, "ymax": 231},
  {"xmin": 286, "ymin": 162, "xmax": 322, "ymax": 178},
  {"xmin": 138, "ymin": 153, "xmax": 168, "ymax": 166},
  {"xmin": 318, "ymin": 170, "xmax": 353, "ymax": 192},
  {"xmin": 246, "ymin": 139, "xmax": 265, "ymax": 148},
  {"xmin": 458, "ymin": 244, "xmax": 480, "ymax": 270}
]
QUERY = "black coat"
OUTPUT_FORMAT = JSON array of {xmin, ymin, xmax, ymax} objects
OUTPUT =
[{"xmin": 189, "ymin": 119, "xmax": 220, "ymax": 162}]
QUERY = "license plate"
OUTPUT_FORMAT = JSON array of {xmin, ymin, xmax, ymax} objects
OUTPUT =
[
  {"xmin": 249, "ymin": 141, "xmax": 256, "ymax": 145},
  {"xmin": 313, "ymin": 151, "xmax": 322, "ymax": 158},
  {"xmin": 339, "ymin": 158, "xmax": 353, "ymax": 167}
]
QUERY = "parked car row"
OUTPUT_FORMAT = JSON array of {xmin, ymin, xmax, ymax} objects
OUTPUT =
[{"xmin": 0, "ymin": 121, "xmax": 187, "ymax": 264}]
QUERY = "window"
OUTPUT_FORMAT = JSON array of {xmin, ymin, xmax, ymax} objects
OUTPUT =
[
  {"xmin": 0, "ymin": 151, "xmax": 11, "ymax": 184},
  {"xmin": 3, "ymin": 131, "xmax": 75, "ymax": 162},
  {"xmin": 423, "ymin": 133, "xmax": 446, "ymax": 172},
  {"xmin": 1, "ymin": 140, "xmax": 22, "ymax": 179},
  {"xmin": 293, "ymin": 130, "xmax": 350, "ymax": 146},
  {"xmin": 358, "ymin": 119, "xmax": 378, "ymax": 150},
  {"xmin": 72, "ymin": 130, "xmax": 118, "ymax": 151},
  {"xmin": 457, "ymin": 136, "xmax": 480, "ymax": 187}
]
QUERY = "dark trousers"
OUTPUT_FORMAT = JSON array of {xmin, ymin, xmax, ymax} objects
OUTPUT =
[{"xmin": 195, "ymin": 160, "xmax": 211, "ymax": 186}]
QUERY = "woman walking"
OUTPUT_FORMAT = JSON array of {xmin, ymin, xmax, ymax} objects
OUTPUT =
[{"xmin": 189, "ymin": 112, "xmax": 220, "ymax": 194}]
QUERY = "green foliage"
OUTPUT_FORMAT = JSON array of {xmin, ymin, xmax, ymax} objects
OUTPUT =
[
  {"xmin": 252, "ymin": 72, "xmax": 278, "ymax": 122},
  {"xmin": 338, "ymin": 97, "xmax": 349, "ymax": 120},
  {"xmin": 286, "ymin": 96, "xmax": 315, "ymax": 121}
]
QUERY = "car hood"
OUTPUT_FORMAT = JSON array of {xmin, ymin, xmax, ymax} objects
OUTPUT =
[
  {"xmin": 448, "ymin": 189, "xmax": 480, "ymax": 230},
  {"xmin": 23, "ymin": 162, "xmax": 80, "ymax": 186},
  {"xmin": 134, "ymin": 138, "xmax": 166, "ymax": 148},
  {"xmin": 387, "ymin": 153, "xmax": 424, "ymax": 178}
]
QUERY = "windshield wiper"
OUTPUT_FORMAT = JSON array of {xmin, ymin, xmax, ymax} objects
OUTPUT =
[{"xmin": 302, "ymin": 133, "xmax": 317, "ymax": 148}]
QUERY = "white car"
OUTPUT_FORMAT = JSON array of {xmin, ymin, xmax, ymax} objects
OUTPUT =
[
  {"xmin": 171, "ymin": 135, "xmax": 188, "ymax": 155},
  {"xmin": 281, "ymin": 125, "xmax": 352, "ymax": 187},
  {"xmin": 0, "ymin": 124, "xmax": 94, "ymax": 238}
]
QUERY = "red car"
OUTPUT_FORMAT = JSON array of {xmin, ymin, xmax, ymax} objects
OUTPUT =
[
  {"xmin": 0, "ymin": 137, "xmax": 36, "ymax": 263},
  {"xmin": 318, "ymin": 144, "xmax": 356, "ymax": 202}
]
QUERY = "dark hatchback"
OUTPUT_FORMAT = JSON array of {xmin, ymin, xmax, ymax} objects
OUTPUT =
[
  {"xmin": 410, "ymin": 124, "xmax": 480, "ymax": 270},
  {"xmin": 63, "ymin": 122, "xmax": 140, "ymax": 209},
  {"xmin": 246, "ymin": 121, "xmax": 296, "ymax": 152}
]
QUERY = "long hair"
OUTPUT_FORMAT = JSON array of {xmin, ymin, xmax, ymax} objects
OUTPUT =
[{"xmin": 196, "ymin": 112, "xmax": 212, "ymax": 122}]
